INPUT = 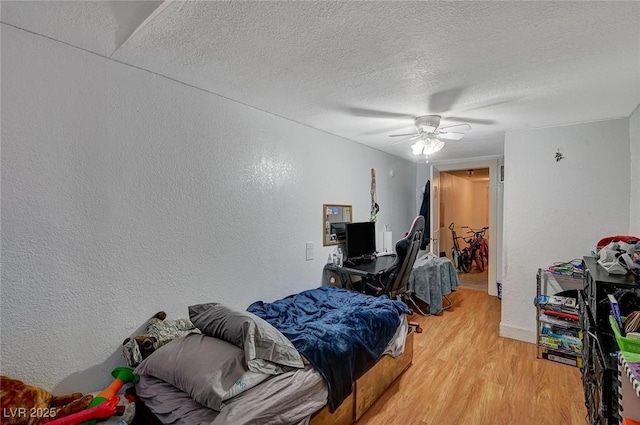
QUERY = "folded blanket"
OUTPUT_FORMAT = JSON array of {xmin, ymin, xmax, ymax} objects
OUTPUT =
[{"xmin": 247, "ymin": 286, "xmax": 409, "ymax": 411}]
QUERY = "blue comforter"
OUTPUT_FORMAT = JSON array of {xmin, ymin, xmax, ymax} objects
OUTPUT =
[{"xmin": 247, "ymin": 286, "xmax": 409, "ymax": 411}]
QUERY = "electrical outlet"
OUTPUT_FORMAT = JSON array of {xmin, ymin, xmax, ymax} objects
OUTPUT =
[{"xmin": 306, "ymin": 242, "xmax": 314, "ymax": 261}]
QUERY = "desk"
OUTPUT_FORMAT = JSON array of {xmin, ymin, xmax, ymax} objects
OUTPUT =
[{"xmin": 323, "ymin": 256, "xmax": 397, "ymax": 290}]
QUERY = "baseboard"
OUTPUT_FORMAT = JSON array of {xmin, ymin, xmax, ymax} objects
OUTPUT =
[{"xmin": 499, "ymin": 322, "xmax": 536, "ymax": 344}]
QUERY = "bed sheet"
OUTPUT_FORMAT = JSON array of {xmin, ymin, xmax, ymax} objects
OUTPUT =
[{"xmin": 136, "ymin": 362, "xmax": 327, "ymax": 425}]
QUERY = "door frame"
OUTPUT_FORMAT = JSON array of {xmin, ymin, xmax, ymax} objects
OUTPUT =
[
  {"xmin": 429, "ymin": 158, "xmax": 500, "ymax": 297},
  {"xmin": 429, "ymin": 166, "xmax": 440, "ymax": 257}
]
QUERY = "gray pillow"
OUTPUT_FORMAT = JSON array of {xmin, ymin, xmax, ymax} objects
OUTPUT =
[
  {"xmin": 134, "ymin": 333, "xmax": 247, "ymax": 411},
  {"xmin": 189, "ymin": 303, "xmax": 304, "ymax": 375}
]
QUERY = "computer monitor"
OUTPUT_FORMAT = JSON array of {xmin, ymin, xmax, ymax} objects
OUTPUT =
[
  {"xmin": 330, "ymin": 222, "xmax": 347, "ymax": 242},
  {"xmin": 345, "ymin": 221, "xmax": 376, "ymax": 259}
]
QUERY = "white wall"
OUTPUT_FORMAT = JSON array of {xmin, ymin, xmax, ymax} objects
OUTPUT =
[
  {"xmin": 472, "ymin": 181, "xmax": 490, "ymax": 229},
  {"xmin": 0, "ymin": 26, "xmax": 416, "ymax": 392},
  {"xmin": 501, "ymin": 119, "xmax": 631, "ymax": 342},
  {"xmin": 630, "ymin": 104, "xmax": 640, "ymax": 235}
]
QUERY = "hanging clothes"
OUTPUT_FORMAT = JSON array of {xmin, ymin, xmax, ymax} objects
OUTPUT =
[
  {"xmin": 419, "ymin": 180, "xmax": 431, "ymax": 250},
  {"xmin": 370, "ymin": 168, "xmax": 379, "ymax": 222}
]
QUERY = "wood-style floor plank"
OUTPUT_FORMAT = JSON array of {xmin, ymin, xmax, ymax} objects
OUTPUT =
[{"xmin": 355, "ymin": 288, "xmax": 586, "ymax": 425}]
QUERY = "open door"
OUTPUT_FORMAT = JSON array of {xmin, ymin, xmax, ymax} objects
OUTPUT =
[{"xmin": 430, "ymin": 166, "xmax": 440, "ymax": 256}]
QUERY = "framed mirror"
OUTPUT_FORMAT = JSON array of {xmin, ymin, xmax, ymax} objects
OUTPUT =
[{"xmin": 323, "ymin": 204, "xmax": 352, "ymax": 246}]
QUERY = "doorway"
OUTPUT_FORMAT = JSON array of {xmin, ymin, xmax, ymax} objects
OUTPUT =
[
  {"xmin": 440, "ymin": 168, "xmax": 489, "ymax": 291},
  {"xmin": 425, "ymin": 158, "xmax": 500, "ymax": 297}
]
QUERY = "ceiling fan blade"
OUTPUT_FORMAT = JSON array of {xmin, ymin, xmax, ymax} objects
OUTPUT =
[
  {"xmin": 389, "ymin": 132, "xmax": 419, "ymax": 137},
  {"xmin": 439, "ymin": 123, "xmax": 471, "ymax": 132},
  {"xmin": 457, "ymin": 96, "xmax": 516, "ymax": 114},
  {"xmin": 438, "ymin": 132, "xmax": 465, "ymax": 141},
  {"xmin": 446, "ymin": 117, "xmax": 496, "ymax": 125},
  {"xmin": 347, "ymin": 107, "xmax": 415, "ymax": 119},
  {"xmin": 390, "ymin": 134, "xmax": 421, "ymax": 145},
  {"xmin": 427, "ymin": 87, "xmax": 464, "ymax": 114},
  {"xmin": 358, "ymin": 124, "xmax": 409, "ymax": 136}
]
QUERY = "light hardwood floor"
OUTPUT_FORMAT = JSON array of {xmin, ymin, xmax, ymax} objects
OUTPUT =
[
  {"xmin": 457, "ymin": 268, "xmax": 489, "ymax": 292},
  {"xmin": 356, "ymin": 288, "xmax": 586, "ymax": 425}
]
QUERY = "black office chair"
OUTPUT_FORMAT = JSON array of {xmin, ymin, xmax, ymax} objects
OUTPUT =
[{"xmin": 363, "ymin": 216, "xmax": 425, "ymax": 311}]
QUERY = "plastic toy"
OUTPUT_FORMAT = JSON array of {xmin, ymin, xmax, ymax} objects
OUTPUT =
[
  {"xmin": 45, "ymin": 396, "xmax": 122, "ymax": 425},
  {"xmin": 409, "ymin": 320, "xmax": 423, "ymax": 333},
  {"xmin": 79, "ymin": 367, "xmax": 139, "ymax": 425}
]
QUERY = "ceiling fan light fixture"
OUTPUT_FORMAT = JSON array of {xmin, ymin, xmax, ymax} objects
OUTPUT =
[
  {"xmin": 422, "ymin": 137, "xmax": 445, "ymax": 156},
  {"xmin": 387, "ymin": 114, "xmax": 471, "ymax": 159},
  {"xmin": 411, "ymin": 140, "xmax": 425, "ymax": 155}
]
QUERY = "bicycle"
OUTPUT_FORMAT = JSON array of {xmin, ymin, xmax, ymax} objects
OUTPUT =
[
  {"xmin": 449, "ymin": 222, "xmax": 472, "ymax": 273},
  {"xmin": 462, "ymin": 226, "xmax": 489, "ymax": 268},
  {"xmin": 464, "ymin": 233, "xmax": 485, "ymax": 273}
]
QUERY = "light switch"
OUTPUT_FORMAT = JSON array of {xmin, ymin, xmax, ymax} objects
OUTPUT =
[{"xmin": 306, "ymin": 242, "xmax": 314, "ymax": 261}]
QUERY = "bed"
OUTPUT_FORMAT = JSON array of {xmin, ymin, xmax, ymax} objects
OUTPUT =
[{"xmin": 131, "ymin": 286, "xmax": 414, "ymax": 425}]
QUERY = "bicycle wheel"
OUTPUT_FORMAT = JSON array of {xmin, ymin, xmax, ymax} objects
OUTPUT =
[
  {"xmin": 482, "ymin": 241, "xmax": 489, "ymax": 265},
  {"xmin": 460, "ymin": 250, "xmax": 472, "ymax": 273},
  {"xmin": 474, "ymin": 249, "xmax": 485, "ymax": 273},
  {"xmin": 452, "ymin": 249, "xmax": 460, "ymax": 271}
]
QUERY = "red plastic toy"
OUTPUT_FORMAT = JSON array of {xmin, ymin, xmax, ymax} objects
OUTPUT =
[{"xmin": 44, "ymin": 397, "xmax": 120, "ymax": 425}]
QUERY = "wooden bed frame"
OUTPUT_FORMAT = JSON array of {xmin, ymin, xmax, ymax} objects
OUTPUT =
[
  {"xmin": 309, "ymin": 329, "xmax": 414, "ymax": 425},
  {"xmin": 131, "ymin": 330, "xmax": 413, "ymax": 425}
]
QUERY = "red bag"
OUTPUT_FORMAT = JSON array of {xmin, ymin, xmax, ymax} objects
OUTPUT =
[{"xmin": 596, "ymin": 235, "xmax": 640, "ymax": 250}]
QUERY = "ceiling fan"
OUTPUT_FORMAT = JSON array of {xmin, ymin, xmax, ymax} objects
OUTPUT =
[{"xmin": 389, "ymin": 115, "xmax": 471, "ymax": 159}]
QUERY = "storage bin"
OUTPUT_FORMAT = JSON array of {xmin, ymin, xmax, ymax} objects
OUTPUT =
[{"xmin": 609, "ymin": 315, "xmax": 640, "ymax": 354}]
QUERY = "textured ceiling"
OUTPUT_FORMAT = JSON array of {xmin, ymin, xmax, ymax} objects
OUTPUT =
[{"xmin": 2, "ymin": 1, "xmax": 639, "ymax": 163}]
